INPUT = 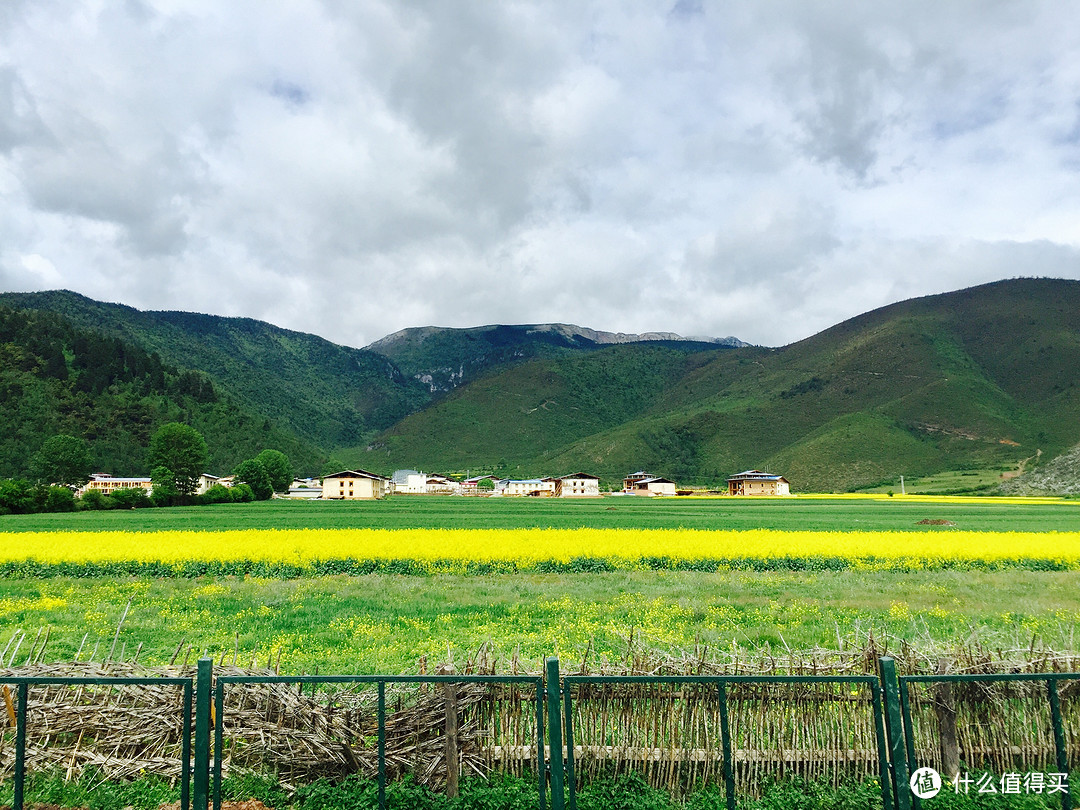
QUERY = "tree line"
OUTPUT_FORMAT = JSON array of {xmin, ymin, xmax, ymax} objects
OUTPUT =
[{"xmin": 0, "ymin": 423, "xmax": 295, "ymax": 515}]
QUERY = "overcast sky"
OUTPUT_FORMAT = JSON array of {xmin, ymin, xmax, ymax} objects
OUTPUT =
[{"xmin": 2, "ymin": 1, "xmax": 1079, "ymax": 348}]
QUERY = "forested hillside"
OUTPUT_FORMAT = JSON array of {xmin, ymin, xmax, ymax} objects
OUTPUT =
[
  {"xmin": 5, "ymin": 279, "xmax": 1080, "ymax": 493},
  {"xmin": 363, "ymin": 279, "xmax": 1080, "ymax": 491},
  {"xmin": 0, "ymin": 306, "xmax": 322, "ymax": 477},
  {"xmin": 0, "ymin": 291, "xmax": 430, "ymax": 451},
  {"xmin": 367, "ymin": 323, "xmax": 737, "ymax": 394}
]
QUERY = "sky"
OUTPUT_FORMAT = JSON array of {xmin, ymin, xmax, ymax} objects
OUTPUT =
[{"xmin": 1, "ymin": 1, "xmax": 1079, "ymax": 349}]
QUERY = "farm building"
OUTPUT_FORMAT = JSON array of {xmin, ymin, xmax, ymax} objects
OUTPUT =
[
  {"xmin": 622, "ymin": 471, "xmax": 655, "ymax": 492},
  {"xmin": 554, "ymin": 473, "xmax": 601, "ymax": 497},
  {"xmin": 624, "ymin": 474, "xmax": 677, "ymax": 496},
  {"xmin": 503, "ymin": 478, "xmax": 557, "ymax": 497},
  {"xmin": 78, "ymin": 472, "xmax": 221, "ymax": 496},
  {"xmin": 78, "ymin": 473, "xmax": 153, "ymax": 497},
  {"xmin": 391, "ymin": 469, "xmax": 427, "ymax": 494},
  {"xmin": 321, "ymin": 469, "xmax": 390, "ymax": 500},
  {"xmin": 286, "ymin": 478, "xmax": 322, "ymax": 499},
  {"xmin": 461, "ymin": 475, "xmax": 500, "ymax": 494},
  {"xmin": 424, "ymin": 473, "xmax": 460, "ymax": 494},
  {"xmin": 727, "ymin": 470, "xmax": 791, "ymax": 496}
]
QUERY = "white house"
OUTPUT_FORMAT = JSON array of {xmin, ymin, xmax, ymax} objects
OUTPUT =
[
  {"xmin": 425, "ymin": 474, "xmax": 460, "ymax": 494},
  {"xmin": 727, "ymin": 470, "xmax": 791, "ymax": 496},
  {"xmin": 503, "ymin": 478, "xmax": 557, "ymax": 497},
  {"xmin": 321, "ymin": 470, "xmax": 391, "ymax": 500},
  {"xmin": 196, "ymin": 473, "xmax": 220, "ymax": 495},
  {"xmin": 391, "ymin": 469, "xmax": 428, "ymax": 494},
  {"xmin": 78, "ymin": 473, "xmax": 153, "ymax": 497},
  {"xmin": 554, "ymin": 473, "xmax": 601, "ymax": 497},
  {"xmin": 625, "ymin": 475, "xmax": 677, "ymax": 496},
  {"xmin": 461, "ymin": 475, "xmax": 500, "ymax": 494}
]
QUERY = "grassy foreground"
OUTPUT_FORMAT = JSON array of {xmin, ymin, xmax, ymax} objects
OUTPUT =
[
  {"xmin": 1, "ymin": 493, "xmax": 1078, "ymax": 533},
  {"xmin": 3, "ymin": 568, "xmax": 1078, "ymax": 673},
  {"xmin": 2, "ymin": 769, "xmax": 1072, "ymax": 810},
  {"xmin": 1, "ymin": 496, "xmax": 1078, "ymax": 673}
]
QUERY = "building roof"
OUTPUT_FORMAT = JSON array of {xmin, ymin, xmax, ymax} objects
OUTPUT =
[
  {"xmin": 634, "ymin": 477, "xmax": 675, "ymax": 485},
  {"xmin": 323, "ymin": 469, "xmax": 390, "ymax": 481},
  {"xmin": 559, "ymin": 472, "xmax": 600, "ymax": 480},
  {"xmin": 727, "ymin": 470, "xmax": 789, "ymax": 482}
]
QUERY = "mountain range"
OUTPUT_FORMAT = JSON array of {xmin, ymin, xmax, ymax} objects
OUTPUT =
[{"xmin": 2, "ymin": 278, "xmax": 1078, "ymax": 492}]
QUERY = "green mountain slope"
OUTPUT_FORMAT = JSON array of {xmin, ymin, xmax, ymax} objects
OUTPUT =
[
  {"xmin": 0, "ymin": 291, "xmax": 430, "ymax": 451},
  {"xmin": 365, "ymin": 322, "xmax": 738, "ymax": 394},
  {"xmin": 0, "ymin": 305, "xmax": 322, "ymax": 476},
  {"xmin": 362, "ymin": 279, "xmax": 1080, "ymax": 490}
]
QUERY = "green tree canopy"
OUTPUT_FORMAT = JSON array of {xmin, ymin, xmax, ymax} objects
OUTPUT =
[
  {"xmin": 31, "ymin": 434, "xmax": 93, "ymax": 489},
  {"xmin": 149, "ymin": 423, "xmax": 208, "ymax": 496},
  {"xmin": 150, "ymin": 465, "xmax": 179, "ymax": 506},
  {"xmin": 255, "ymin": 449, "xmax": 293, "ymax": 492},
  {"xmin": 233, "ymin": 458, "xmax": 273, "ymax": 500}
]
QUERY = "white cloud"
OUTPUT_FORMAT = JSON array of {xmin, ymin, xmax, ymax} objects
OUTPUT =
[{"xmin": 1, "ymin": 0, "xmax": 1079, "ymax": 349}]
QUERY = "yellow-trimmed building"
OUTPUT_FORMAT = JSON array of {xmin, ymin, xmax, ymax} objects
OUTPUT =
[
  {"xmin": 727, "ymin": 470, "xmax": 791, "ymax": 496},
  {"xmin": 321, "ymin": 470, "xmax": 391, "ymax": 500},
  {"xmin": 78, "ymin": 474, "xmax": 153, "ymax": 497}
]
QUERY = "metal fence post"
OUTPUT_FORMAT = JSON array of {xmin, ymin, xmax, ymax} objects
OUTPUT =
[
  {"xmin": 563, "ymin": 678, "xmax": 577, "ymax": 810},
  {"xmin": 13, "ymin": 682, "xmax": 28, "ymax": 810},
  {"xmin": 546, "ymin": 657, "xmax": 565, "ymax": 810},
  {"xmin": 718, "ymin": 682, "xmax": 735, "ymax": 810},
  {"xmin": 536, "ymin": 680, "xmax": 547, "ymax": 809},
  {"xmin": 879, "ymin": 657, "xmax": 911, "ymax": 810},
  {"xmin": 871, "ymin": 679, "xmax": 895, "ymax": 810},
  {"xmin": 1048, "ymin": 679, "xmax": 1072, "ymax": 810},
  {"xmin": 193, "ymin": 658, "xmax": 212, "ymax": 810},
  {"xmin": 377, "ymin": 681, "xmax": 386, "ymax": 810}
]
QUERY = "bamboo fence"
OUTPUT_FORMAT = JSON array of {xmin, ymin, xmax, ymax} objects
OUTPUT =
[{"xmin": 0, "ymin": 636, "xmax": 1077, "ymax": 798}]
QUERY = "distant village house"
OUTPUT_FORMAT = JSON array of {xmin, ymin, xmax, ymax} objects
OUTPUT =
[
  {"xmin": 622, "ymin": 471, "xmax": 677, "ymax": 496},
  {"xmin": 727, "ymin": 470, "xmax": 791, "ymax": 496},
  {"xmin": 554, "ymin": 473, "xmax": 601, "ymax": 497},
  {"xmin": 321, "ymin": 470, "xmax": 390, "ymax": 500},
  {"xmin": 78, "ymin": 472, "xmax": 220, "ymax": 497},
  {"xmin": 503, "ymin": 478, "xmax": 557, "ymax": 497}
]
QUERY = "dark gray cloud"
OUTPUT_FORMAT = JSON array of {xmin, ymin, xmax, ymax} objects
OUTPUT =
[{"xmin": 1, "ymin": 0, "xmax": 1079, "ymax": 348}]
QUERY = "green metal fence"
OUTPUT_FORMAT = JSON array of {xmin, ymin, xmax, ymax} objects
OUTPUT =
[
  {"xmin": 211, "ymin": 670, "xmax": 546, "ymax": 810},
  {"xmin": 2, "ymin": 657, "xmax": 1078, "ymax": 810},
  {"xmin": 559, "ymin": 672, "xmax": 891, "ymax": 810},
  {"xmin": 890, "ymin": 665, "xmax": 1080, "ymax": 810},
  {"xmin": 2, "ymin": 673, "xmax": 194, "ymax": 810}
]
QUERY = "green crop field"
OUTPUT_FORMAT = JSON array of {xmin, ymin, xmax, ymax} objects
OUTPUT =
[
  {"xmin": 2, "ymin": 493, "xmax": 1079, "ymax": 532},
  {"xmin": 2, "ymin": 495, "xmax": 1079, "ymax": 675}
]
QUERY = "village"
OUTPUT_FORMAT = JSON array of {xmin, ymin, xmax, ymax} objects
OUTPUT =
[{"xmin": 77, "ymin": 468, "xmax": 792, "ymax": 500}]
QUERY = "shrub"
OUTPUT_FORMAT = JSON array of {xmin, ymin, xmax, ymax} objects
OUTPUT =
[
  {"xmin": 109, "ymin": 487, "xmax": 153, "ymax": 509},
  {"xmin": 42, "ymin": 485, "xmax": 77, "ymax": 513},
  {"xmin": 199, "ymin": 483, "xmax": 233, "ymax": 504},
  {"xmin": 230, "ymin": 482, "xmax": 255, "ymax": 502},
  {"xmin": 77, "ymin": 488, "xmax": 112, "ymax": 510}
]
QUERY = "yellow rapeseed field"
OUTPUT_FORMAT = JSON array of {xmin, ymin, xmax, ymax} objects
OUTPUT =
[{"xmin": 2, "ymin": 527, "xmax": 1079, "ymax": 569}]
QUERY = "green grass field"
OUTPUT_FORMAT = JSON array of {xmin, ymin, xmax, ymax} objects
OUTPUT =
[
  {"xmin": 2, "ymin": 493, "xmax": 1079, "ymax": 532},
  {"xmin": 2, "ymin": 496, "xmax": 1079, "ymax": 674}
]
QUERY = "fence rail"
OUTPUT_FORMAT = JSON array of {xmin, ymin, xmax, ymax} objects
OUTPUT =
[{"xmin": 0, "ymin": 657, "xmax": 1076, "ymax": 810}]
